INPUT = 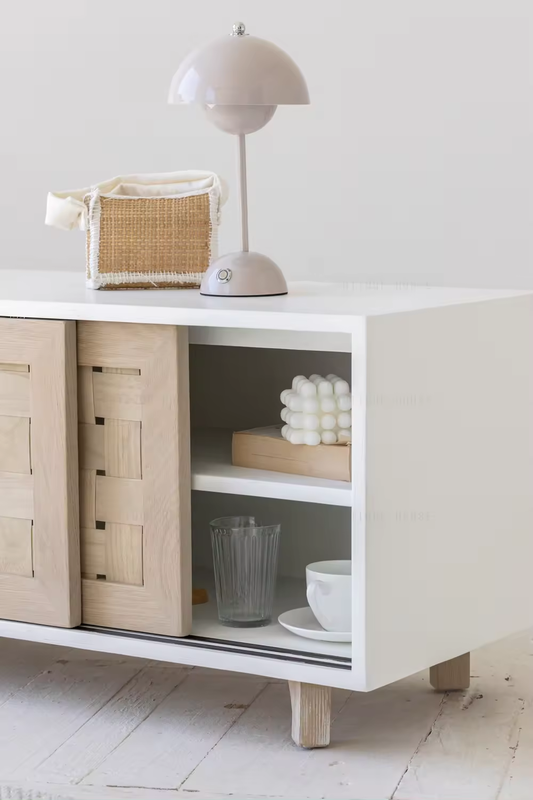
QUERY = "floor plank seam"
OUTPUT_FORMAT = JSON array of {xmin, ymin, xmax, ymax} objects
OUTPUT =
[
  {"xmin": 390, "ymin": 691, "xmax": 449, "ymax": 800},
  {"xmin": 75, "ymin": 665, "xmax": 190, "ymax": 786},
  {"xmin": 495, "ymin": 695, "xmax": 527, "ymax": 800},
  {"xmin": 176, "ymin": 681, "xmax": 270, "ymax": 793},
  {"xmin": 97, "ymin": 783, "xmax": 284, "ymax": 798},
  {"xmin": 332, "ymin": 689, "xmax": 353, "ymax": 724}
]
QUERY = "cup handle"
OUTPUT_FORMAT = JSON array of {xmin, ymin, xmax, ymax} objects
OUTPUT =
[{"xmin": 306, "ymin": 580, "xmax": 332, "ymax": 629}]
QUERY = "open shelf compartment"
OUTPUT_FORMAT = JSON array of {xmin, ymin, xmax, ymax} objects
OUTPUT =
[
  {"xmin": 189, "ymin": 342, "xmax": 353, "ymax": 507},
  {"xmin": 189, "ymin": 339, "xmax": 353, "ymax": 665},
  {"xmin": 190, "ymin": 492, "xmax": 352, "ymax": 664},
  {"xmin": 190, "ymin": 337, "xmax": 352, "ymax": 669}
]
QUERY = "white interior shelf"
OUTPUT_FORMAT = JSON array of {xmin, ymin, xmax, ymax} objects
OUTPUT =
[
  {"xmin": 192, "ymin": 569, "xmax": 351, "ymax": 661},
  {"xmin": 191, "ymin": 429, "xmax": 352, "ymax": 507}
]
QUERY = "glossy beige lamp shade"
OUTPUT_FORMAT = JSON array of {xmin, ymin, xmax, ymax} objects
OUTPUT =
[
  {"xmin": 168, "ymin": 23, "xmax": 310, "ymax": 297},
  {"xmin": 168, "ymin": 28, "xmax": 309, "ymax": 106}
]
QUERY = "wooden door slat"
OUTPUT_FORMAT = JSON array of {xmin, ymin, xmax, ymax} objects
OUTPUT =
[
  {"xmin": 0, "ymin": 371, "xmax": 30, "ymax": 417},
  {"xmin": 79, "ymin": 424, "xmax": 105, "ymax": 471},
  {"xmin": 105, "ymin": 523, "xmax": 143, "ymax": 586},
  {"xmin": 0, "ymin": 473, "xmax": 34, "ymax": 519},
  {"xmin": 0, "ymin": 518, "xmax": 33, "ymax": 577},
  {"xmin": 93, "ymin": 373, "xmax": 142, "ymax": 421},
  {"xmin": 0, "ymin": 417, "xmax": 31, "ymax": 474}
]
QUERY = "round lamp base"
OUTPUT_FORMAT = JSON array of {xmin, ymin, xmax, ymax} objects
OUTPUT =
[{"xmin": 200, "ymin": 252, "xmax": 288, "ymax": 297}]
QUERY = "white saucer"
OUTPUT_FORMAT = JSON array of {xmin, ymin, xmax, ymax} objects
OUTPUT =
[{"xmin": 278, "ymin": 607, "xmax": 351, "ymax": 643}]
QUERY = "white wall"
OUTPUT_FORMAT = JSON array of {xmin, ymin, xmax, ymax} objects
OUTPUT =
[{"xmin": 0, "ymin": 0, "xmax": 530, "ymax": 287}]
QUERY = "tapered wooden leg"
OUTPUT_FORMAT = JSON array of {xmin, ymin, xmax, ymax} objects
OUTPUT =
[
  {"xmin": 288, "ymin": 681, "xmax": 331, "ymax": 748},
  {"xmin": 430, "ymin": 652, "xmax": 470, "ymax": 691}
]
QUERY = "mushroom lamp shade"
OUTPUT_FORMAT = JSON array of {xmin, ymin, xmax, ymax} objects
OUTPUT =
[{"xmin": 168, "ymin": 23, "xmax": 309, "ymax": 297}]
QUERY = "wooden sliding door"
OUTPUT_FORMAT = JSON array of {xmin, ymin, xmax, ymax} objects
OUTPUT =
[
  {"xmin": 0, "ymin": 319, "xmax": 80, "ymax": 627},
  {"xmin": 77, "ymin": 321, "xmax": 191, "ymax": 636}
]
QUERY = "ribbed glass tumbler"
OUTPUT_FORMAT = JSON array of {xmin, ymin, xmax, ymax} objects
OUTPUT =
[{"xmin": 209, "ymin": 516, "xmax": 281, "ymax": 627}]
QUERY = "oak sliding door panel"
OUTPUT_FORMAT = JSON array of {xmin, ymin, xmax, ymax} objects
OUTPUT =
[
  {"xmin": 0, "ymin": 320, "xmax": 80, "ymax": 627},
  {"xmin": 77, "ymin": 321, "xmax": 191, "ymax": 636}
]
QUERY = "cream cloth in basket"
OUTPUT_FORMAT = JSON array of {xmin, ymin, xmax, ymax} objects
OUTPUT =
[{"xmin": 45, "ymin": 170, "xmax": 227, "ymax": 231}]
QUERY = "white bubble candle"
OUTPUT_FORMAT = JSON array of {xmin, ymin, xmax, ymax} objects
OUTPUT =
[{"xmin": 279, "ymin": 375, "xmax": 352, "ymax": 446}]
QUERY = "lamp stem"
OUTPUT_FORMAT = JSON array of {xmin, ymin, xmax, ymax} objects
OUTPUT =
[{"xmin": 237, "ymin": 133, "xmax": 249, "ymax": 253}]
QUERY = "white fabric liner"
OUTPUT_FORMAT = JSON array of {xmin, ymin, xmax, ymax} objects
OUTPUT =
[
  {"xmin": 45, "ymin": 170, "xmax": 227, "ymax": 231},
  {"xmin": 45, "ymin": 170, "xmax": 227, "ymax": 289}
]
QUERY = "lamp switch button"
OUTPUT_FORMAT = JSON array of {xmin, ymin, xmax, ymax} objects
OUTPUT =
[{"xmin": 216, "ymin": 268, "xmax": 232, "ymax": 283}]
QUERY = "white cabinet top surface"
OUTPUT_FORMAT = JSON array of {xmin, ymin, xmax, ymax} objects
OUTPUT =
[{"xmin": 0, "ymin": 269, "xmax": 528, "ymax": 331}]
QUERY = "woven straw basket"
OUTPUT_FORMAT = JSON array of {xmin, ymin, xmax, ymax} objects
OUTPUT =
[{"xmin": 46, "ymin": 171, "xmax": 225, "ymax": 290}]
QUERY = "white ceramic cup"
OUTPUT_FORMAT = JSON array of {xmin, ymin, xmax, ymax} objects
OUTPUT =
[{"xmin": 306, "ymin": 560, "xmax": 352, "ymax": 632}]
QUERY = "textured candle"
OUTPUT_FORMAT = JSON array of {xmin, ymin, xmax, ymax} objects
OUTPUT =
[
  {"xmin": 338, "ymin": 411, "xmax": 352, "ymax": 429},
  {"xmin": 302, "ymin": 397, "xmax": 320, "ymax": 414},
  {"xmin": 321, "ymin": 413, "xmax": 337, "ymax": 430},
  {"xmin": 290, "ymin": 412, "xmax": 305, "ymax": 429},
  {"xmin": 303, "ymin": 430, "xmax": 321, "ymax": 446},
  {"xmin": 317, "ymin": 380, "xmax": 334, "ymax": 397},
  {"xmin": 337, "ymin": 394, "xmax": 352, "ymax": 411},
  {"xmin": 334, "ymin": 379, "xmax": 350, "ymax": 396},
  {"xmin": 299, "ymin": 380, "xmax": 317, "ymax": 397},
  {"xmin": 279, "ymin": 374, "xmax": 352, "ymax": 445},
  {"xmin": 320, "ymin": 396, "xmax": 337, "ymax": 413},
  {"xmin": 288, "ymin": 394, "xmax": 304, "ymax": 412}
]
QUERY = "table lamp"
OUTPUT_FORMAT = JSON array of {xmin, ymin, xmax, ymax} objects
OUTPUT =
[{"xmin": 168, "ymin": 22, "xmax": 310, "ymax": 297}]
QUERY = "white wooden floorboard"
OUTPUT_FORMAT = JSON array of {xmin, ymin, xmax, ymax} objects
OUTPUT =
[
  {"xmin": 0, "ymin": 784, "xmax": 179, "ymax": 800},
  {"xmin": 0, "ymin": 631, "xmax": 531, "ymax": 800},
  {"xmin": 0, "ymin": 639, "xmax": 69, "ymax": 706},
  {"xmin": 394, "ymin": 630, "xmax": 533, "ymax": 800},
  {"xmin": 0, "ymin": 782, "xmax": 222, "ymax": 799},
  {"xmin": 498, "ymin": 701, "xmax": 533, "ymax": 800},
  {"xmin": 34, "ymin": 665, "xmax": 190, "ymax": 785},
  {"xmin": 181, "ymin": 676, "xmax": 443, "ymax": 800},
  {"xmin": 0, "ymin": 651, "xmax": 147, "ymax": 781},
  {"xmin": 83, "ymin": 672, "xmax": 268, "ymax": 789},
  {"xmin": 0, "ymin": 785, "xmax": 276, "ymax": 800}
]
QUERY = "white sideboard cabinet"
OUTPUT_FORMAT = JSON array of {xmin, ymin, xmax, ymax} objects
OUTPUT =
[{"xmin": 0, "ymin": 270, "xmax": 532, "ymax": 749}]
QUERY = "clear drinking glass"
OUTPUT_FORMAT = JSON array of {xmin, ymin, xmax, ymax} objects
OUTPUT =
[{"xmin": 210, "ymin": 516, "xmax": 281, "ymax": 627}]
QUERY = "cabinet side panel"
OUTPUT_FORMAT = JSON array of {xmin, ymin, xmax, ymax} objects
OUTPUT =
[
  {"xmin": 351, "ymin": 322, "xmax": 368, "ymax": 689},
  {"xmin": 365, "ymin": 296, "xmax": 533, "ymax": 689}
]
